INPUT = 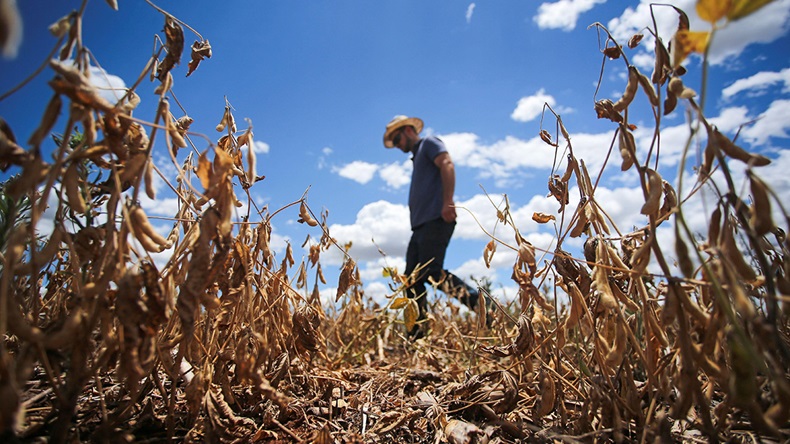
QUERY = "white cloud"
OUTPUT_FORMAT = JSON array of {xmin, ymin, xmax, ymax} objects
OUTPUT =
[
  {"xmin": 378, "ymin": 160, "xmax": 412, "ymax": 189},
  {"xmin": 722, "ymin": 67, "xmax": 790, "ymax": 100},
  {"xmin": 439, "ymin": 130, "xmax": 617, "ymax": 187},
  {"xmin": 88, "ymin": 65, "xmax": 127, "ymax": 104},
  {"xmin": 511, "ymin": 89, "xmax": 555, "ymax": 122},
  {"xmin": 318, "ymin": 147, "xmax": 333, "ymax": 169},
  {"xmin": 706, "ymin": 0, "xmax": 790, "ymax": 65},
  {"xmin": 607, "ymin": 0, "xmax": 790, "ymax": 67},
  {"xmin": 534, "ymin": 0, "xmax": 606, "ymax": 31},
  {"xmin": 740, "ymin": 99, "xmax": 790, "ymax": 145},
  {"xmin": 466, "ymin": 3, "xmax": 476, "ymax": 24},
  {"xmin": 333, "ymin": 160, "xmax": 379, "ymax": 184},
  {"xmin": 325, "ymin": 200, "xmax": 411, "ymax": 265},
  {"xmin": 252, "ymin": 140, "xmax": 270, "ymax": 154}
]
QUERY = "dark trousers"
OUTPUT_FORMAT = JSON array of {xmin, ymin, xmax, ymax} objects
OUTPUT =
[{"xmin": 405, "ymin": 218, "xmax": 479, "ymax": 335}]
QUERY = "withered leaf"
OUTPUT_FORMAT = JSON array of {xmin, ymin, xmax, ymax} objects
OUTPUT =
[
  {"xmin": 157, "ymin": 16, "xmax": 184, "ymax": 81},
  {"xmin": 628, "ymin": 33, "xmax": 644, "ymax": 49},
  {"xmin": 532, "ymin": 212, "xmax": 555, "ymax": 224},
  {"xmin": 483, "ymin": 239, "xmax": 496, "ymax": 268},
  {"xmin": 404, "ymin": 299, "xmax": 419, "ymax": 333},
  {"xmin": 603, "ymin": 44, "xmax": 622, "ymax": 59},
  {"xmin": 187, "ymin": 39, "xmax": 212, "ymax": 77}
]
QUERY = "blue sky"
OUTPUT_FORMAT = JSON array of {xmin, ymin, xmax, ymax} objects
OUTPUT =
[{"xmin": 2, "ymin": 0, "xmax": 790, "ymax": 307}]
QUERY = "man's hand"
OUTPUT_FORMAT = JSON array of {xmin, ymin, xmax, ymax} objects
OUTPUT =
[
  {"xmin": 434, "ymin": 152, "xmax": 457, "ymax": 223},
  {"xmin": 442, "ymin": 202, "xmax": 457, "ymax": 223}
]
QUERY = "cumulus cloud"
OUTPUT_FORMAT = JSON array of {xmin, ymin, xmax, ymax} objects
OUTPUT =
[
  {"xmin": 607, "ymin": 0, "xmax": 790, "ymax": 67},
  {"xmin": 466, "ymin": 3, "xmax": 476, "ymax": 24},
  {"xmin": 722, "ymin": 67, "xmax": 790, "ymax": 100},
  {"xmin": 378, "ymin": 160, "xmax": 412, "ymax": 189},
  {"xmin": 440, "ymin": 129, "xmax": 617, "ymax": 187},
  {"xmin": 511, "ymin": 89, "xmax": 555, "ymax": 122},
  {"xmin": 325, "ymin": 200, "xmax": 411, "ymax": 265},
  {"xmin": 740, "ymin": 99, "xmax": 790, "ymax": 145},
  {"xmin": 333, "ymin": 161, "xmax": 379, "ymax": 184},
  {"xmin": 533, "ymin": 0, "xmax": 606, "ymax": 31},
  {"xmin": 88, "ymin": 65, "xmax": 127, "ymax": 104},
  {"xmin": 318, "ymin": 147, "xmax": 333, "ymax": 169}
]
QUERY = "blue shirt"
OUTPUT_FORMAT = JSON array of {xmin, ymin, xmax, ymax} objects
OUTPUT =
[{"xmin": 409, "ymin": 136, "xmax": 447, "ymax": 229}]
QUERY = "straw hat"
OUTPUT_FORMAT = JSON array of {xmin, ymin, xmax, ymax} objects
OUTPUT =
[{"xmin": 383, "ymin": 115, "xmax": 424, "ymax": 148}]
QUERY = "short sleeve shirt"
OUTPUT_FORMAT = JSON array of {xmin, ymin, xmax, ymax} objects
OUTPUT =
[{"xmin": 409, "ymin": 136, "xmax": 447, "ymax": 229}]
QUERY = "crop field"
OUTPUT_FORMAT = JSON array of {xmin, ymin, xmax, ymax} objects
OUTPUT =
[{"xmin": 0, "ymin": 0, "xmax": 788, "ymax": 442}]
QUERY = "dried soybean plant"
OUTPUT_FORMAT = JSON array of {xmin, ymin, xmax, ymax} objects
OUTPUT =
[
  {"xmin": 1, "ymin": 0, "xmax": 789, "ymax": 443},
  {"xmin": 484, "ymin": 2, "xmax": 789, "ymax": 442},
  {"xmin": 0, "ymin": 1, "xmax": 362, "ymax": 442}
]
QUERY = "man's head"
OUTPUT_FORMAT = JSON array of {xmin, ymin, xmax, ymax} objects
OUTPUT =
[{"xmin": 383, "ymin": 115, "xmax": 423, "ymax": 152}]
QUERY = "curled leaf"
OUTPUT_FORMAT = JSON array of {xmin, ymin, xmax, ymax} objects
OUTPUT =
[
  {"xmin": 628, "ymin": 33, "xmax": 644, "ymax": 49},
  {"xmin": 156, "ymin": 16, "xmax": 184, "ymax": 81},
  {"xmin": 483, "ymin": 240, "xmax": 496, "ymax": 268},
  {"xmin": 532, "ymin": 212, "xmax": 556, "ymax": 224},
  {"xmin": 187, "ymin": 39, "xmax": 212, "ymax": 77}
]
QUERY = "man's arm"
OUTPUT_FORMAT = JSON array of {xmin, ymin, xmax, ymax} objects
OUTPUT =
[{"xmin": 434, "ymin": 152, "xmax": 457, "ymax": 223}]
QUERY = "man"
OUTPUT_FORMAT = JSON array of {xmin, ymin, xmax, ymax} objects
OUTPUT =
[{"xmin": 383, "ymin": 115, "xmax": 483, "ymax": 339}]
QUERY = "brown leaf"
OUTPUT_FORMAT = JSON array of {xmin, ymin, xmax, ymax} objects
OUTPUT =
[
  {"xmin": 539, "ymin": 129, "xmax": 556, "ymax": 146},
  {"xmin": 532, "ymin": 212, "xmax": 555, "ymax": 224},
  {"xmin": 196, "ymin": 149, "xmax": 212, "ymax": 189},
  {"xmin": 156, "ymin": 16, "xmax": 184, "ymax": 81},
  {"xmin": 48, "ymin": 60, "xmax": 115, "ymax": 113},
  {"xmin": 483, "ymin": 239, "xmax": 496, "ymax": 268},
  {"xmin": 594, "ymin": 98, "xmax": 624, "ymax": 124},
  {"xmin": 628, "ymin": 33, "xmax": 644, "ymax": 49},
  {"xmin": 444, "ymin": 419, "xmax": 485, "ymax": 444},
  {"xmin": 603, "ymin": 44, "xmax": 622, "ymax": 59},
  {"xmin": 404, "ymin": 298, "xmax": 419, "ymax": 333},
  {"xmin": 187, "ymin": 39, "xmax": 212, "ymax": 77},
  {"xmin": 336, "ymin": 258, "xmax": 356, "ymax": 301},
  {"xmin": 292, "ymin": 305, "xmax": 324, "ymax": 357}
]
